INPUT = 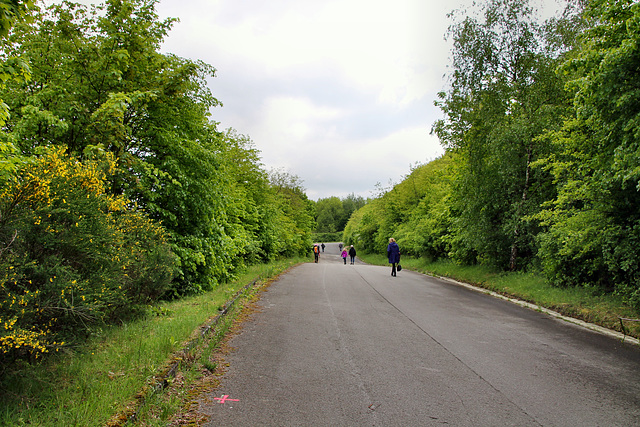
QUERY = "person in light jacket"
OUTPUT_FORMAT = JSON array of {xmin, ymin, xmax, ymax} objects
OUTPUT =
[{"xmin": 387, "ymin": 238, "xmax": 400, "ymax": 277}]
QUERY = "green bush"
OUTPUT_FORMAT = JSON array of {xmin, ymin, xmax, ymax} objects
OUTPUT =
[
  {"xmin": 0, "ymin": 148, "xmax": 176, "ymax": 364},
  {"xmin": 343, "ymin": 201, "xmax": 382, "ymax": 253}
]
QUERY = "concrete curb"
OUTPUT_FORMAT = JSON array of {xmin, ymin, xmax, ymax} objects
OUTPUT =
[{"xmin": 435, "ymin": 275, "xmax": 640, "ymax": 347}]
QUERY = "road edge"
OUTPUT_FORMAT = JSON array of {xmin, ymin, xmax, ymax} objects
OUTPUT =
[{"xmin": 434, "ymin": 275, "xmax": 640, "ymax": 347}]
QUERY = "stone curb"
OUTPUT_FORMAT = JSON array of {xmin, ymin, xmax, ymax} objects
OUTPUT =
[{"xmin": 435, "ymin": 275, "xmax": 640, "ymax": 347}]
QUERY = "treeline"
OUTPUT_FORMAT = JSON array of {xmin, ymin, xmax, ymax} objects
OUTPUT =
[
  {"xmin": 315, "ymin": 194, "xmax": 366, "ymax": 233},
  {"xmin": 0, "ymin": 0, "xmax": 313, "ymax": 364},
  {"xmin": 344, "ymin": 0, "xmax": 640, "ymax": 311}
]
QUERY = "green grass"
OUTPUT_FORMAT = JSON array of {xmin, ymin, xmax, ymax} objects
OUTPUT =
[
  {"xmin": 358, "ymin": 253, "xmax": 640, "ymax": 340},
  {"xmin": 0, "ymin": 257, "xmax": 307, "ymax": 427}
]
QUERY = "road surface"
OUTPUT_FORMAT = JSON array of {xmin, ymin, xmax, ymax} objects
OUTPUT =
[{"xmin": 200, "ymin": 243, "xmax": 640, "ymax": 426}]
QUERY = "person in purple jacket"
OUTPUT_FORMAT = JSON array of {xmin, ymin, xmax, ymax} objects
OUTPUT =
[{"xmin": 387, "ymin": 238, "xmax": 400, "ymax": 277}]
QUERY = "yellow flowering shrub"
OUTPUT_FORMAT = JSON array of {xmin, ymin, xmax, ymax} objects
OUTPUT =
[{"xmin": 0, "ymin": 147, "xmax": 176, "ymax": 364}]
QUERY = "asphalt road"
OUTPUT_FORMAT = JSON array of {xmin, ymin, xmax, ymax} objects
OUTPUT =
[{"xmin": 200, "ymin": 242, "xmax": 640, "ymax": 426}]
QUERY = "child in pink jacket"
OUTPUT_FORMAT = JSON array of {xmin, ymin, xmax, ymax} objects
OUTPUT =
[{"xmin": 341, "ymin": 248, "xmax": 348, "ymax": 264}]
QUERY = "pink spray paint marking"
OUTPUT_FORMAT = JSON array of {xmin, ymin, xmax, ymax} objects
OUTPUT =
[{"xmin": 214, "ymin": 394, "xmax": 240, "ymax": 404}]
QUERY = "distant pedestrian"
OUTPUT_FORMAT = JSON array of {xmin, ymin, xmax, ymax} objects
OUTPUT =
[
  {"xmin": 348, "ymin": 245, "xmax": 356, "ymax": 264},
  {"xmin": 313, "ymin": 244, "xmax": 320, "ymax": 263},
  {"xmin": 341, "ymin": 248, "xmax": 348, "ymax": 265},
  {"xmin": 338, "ymin": 242, "xmax": 343, "ymax": 251},
  {"xmin": 321, "ymin": 243, "xmax": 325, "ymax": 252},
  {"xmin": 387, "ymin": 238, "xmax": 400, "ymax": 276}
]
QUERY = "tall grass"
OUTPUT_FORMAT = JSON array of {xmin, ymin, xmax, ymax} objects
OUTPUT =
[
  {"xmin": 358, "ymin": 253, "xmax": 640, "ymax": 339},
  {"xmin": 0, "ymin": 257, "xmax": 306, "ymax": 427}
]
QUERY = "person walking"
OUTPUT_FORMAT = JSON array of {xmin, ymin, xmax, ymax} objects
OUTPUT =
[
  {"xmin": 387, "ymin": 238, "xmax": 400, "ymax": 276},
  {"xmin": 348, "ymin": 245, "xmax": 357, "ymax": 265},
  {"xmin": 313, "ymin": 244, "xmax": 320, "ymax": 263},
  {"xmin": 321, "ymin": 243, "xmax": 325, "ymax": 252},
  {"xmin": 341, "ymin": 247, "xmax": 348, "ymax": 265}
]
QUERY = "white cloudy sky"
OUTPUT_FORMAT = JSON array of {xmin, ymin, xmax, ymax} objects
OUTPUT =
[
  {"xmin": 154, "ymin": 0, "xmax": 461, "ymax": 200},
  {"xmin": 43, "ymin": 0, "xmax": 563, "ymax": 200}
]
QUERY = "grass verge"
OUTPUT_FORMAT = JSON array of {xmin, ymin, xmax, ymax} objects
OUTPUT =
[
  {"xmin": 0, "ymin": 256, "xmax": 306, "ymax": 427},
  {"xmin": 358, "ymin": 253, "xmax": 640, "ymax": 341}
]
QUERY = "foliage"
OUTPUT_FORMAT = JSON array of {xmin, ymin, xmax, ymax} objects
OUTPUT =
[
  {"xmin": 0, "ymin": 0, "xmax": 34, "ymax": 124},
  {"xmin": 343, "ymin": 197, "xmax": 381, "ymax": 253},
  {"xmin": 267, "ymin": 167, "xmax": 315, "ymax": 258},
  {"xmin": 0, "ymin": 0, "xmax": 315, "ymax": 370},
  {"xmin": 315, "ymin": 193, "xmax": 366, "ymax": 233},
  {"xmin": 432, "ymin": 0, "xmax": 579, "ymax": 270},
  {"xmin": 1, "ymin": 1, "xmax": 225, "ymax": 295},
  {"xmin": 315, "ymin": 197, "xmax": 343, "ymax": 233},
  {"xmin": 343, "ymin": 155, "xmax": 456, "ymax": 258},
  {"xmin": 0, "ymin": 0, "xmax": 34, "ymax": 182},
  {"xmin": 0, "ymin": 0, "xmax": 34, "ymax": 36},
  {"xmin": 0, "ymin": 147, "xmax": 176, "ymax": 364},
  {"xmin": 218, "ymin": 129, "xmax": 268, "ymax": 265},
  {"xmin": 2, "ymin": 0, "xmax": 314, "ymax": 299},
  {"xmin": 346, "ymin": 0, "xmax": 640, "ymax": 310},
  {"xmin": 536, "ymin": 0, "xmax": 640, "ymax": 309},
  {"xmin": 393, "ymin": 156, "xmax": 457, "ymax": 260}
]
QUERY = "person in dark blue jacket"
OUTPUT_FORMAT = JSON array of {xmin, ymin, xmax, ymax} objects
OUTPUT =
[{"xmin": 387, "ymin": 238, "xmax": 400, "ymax": 277}]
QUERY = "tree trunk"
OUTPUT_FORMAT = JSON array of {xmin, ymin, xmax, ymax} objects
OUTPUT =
[{"xmin": 510, "ymin": 147, "xmax": 532, "ymax": 271}]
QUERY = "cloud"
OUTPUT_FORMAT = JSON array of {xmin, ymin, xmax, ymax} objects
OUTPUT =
[
  {"xmin": 306, "ymin": 126, "xmax": 443, "ymax": 200},
  {"xmin": 47, "ymin": 0, "xmax": 470, "ymax": 199}
]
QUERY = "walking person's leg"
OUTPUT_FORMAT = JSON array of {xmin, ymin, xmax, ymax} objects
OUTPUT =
[{"xmin": 391, "ymin": 263, "xmax": 396, "ymax": 276}]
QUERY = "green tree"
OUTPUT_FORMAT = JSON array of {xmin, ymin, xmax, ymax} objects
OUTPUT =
[
  {"xmin": 3, "ymin": 1, "xmax": 237, "ymax": 293},
  {"xmin": 393, "ymin": 155, "xmax": 457, "ymax": 260},
  {"xmin": 0, "ymin": 0, "xmax": 34, "ymax": 180},
  {"xmin": 340, "ymin": 193, "xmax": 366, "ymax": 230},
  {"xmin": 315, "ymin": 197, "xmax": 343, "ymax": 233},
  {"xmin": 342, "ymin": 156, "xmax": 456, "ymax": 258},
  {"xmin": 217, "ymin": 129, "xmax": 314, "ymax": 264},
  {"xmin": 0, "ymin": 0, "xmax": 34, "ymax": 37},
  {"xmin": 433, "ymin": 0, "xmax": 579, "ymax": 270},
  {"xmin": 537, "ymin": 0, "xmax": 640, "ymax": 308},
  {"xmin": 315, "ymin": 193, "xmax": 365, "ymax": 233},
  {"xmin": 268, "ymin": 168, "xmax": 315, "ymax": 257},
  {"xmin": 0, "ymin": 0, "xmax": 316, "ymax": 369},
  {"xmin": 343, "ymin": 198, "xmax": 383, "ymax": 253}
]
